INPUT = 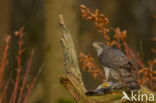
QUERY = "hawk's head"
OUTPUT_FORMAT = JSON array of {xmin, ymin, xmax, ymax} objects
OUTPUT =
[
  {"xmin": 92, "ymin": 42, "xmax": 106, "ymax": 55},
  {"xmin": 92, "ymin": 42, "xmax": 106, "ymax": 48}
]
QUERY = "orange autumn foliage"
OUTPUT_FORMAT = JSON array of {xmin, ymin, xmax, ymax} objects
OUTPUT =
[{"xmin": 79, "ymin": 52, "xmax": 104, "ymax": 80}]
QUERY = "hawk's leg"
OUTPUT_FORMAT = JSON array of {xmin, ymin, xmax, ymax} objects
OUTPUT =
[{"xmin": 100, "ymin": 67, "xmax": 110, "ymax": 88}]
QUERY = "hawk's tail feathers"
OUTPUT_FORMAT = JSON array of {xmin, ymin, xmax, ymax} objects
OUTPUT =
[{"xmin": 120, "ymin": 68, "xmax": 140, "ymax": 90}]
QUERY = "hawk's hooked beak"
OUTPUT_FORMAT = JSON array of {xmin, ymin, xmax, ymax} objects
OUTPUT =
[{"xmin": 92, "ymin": 42, "xmax": 100, "ymax": 48}]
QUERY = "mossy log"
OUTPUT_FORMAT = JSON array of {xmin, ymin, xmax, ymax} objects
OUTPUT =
[{"xmin": 58, "ymin": 14, "xmax": 156, "ymax": 103}]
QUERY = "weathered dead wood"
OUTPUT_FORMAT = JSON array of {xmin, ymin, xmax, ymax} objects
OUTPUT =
[{"xmin": 58, "ymin": 14, "xmax": 156, "ymax": 103}]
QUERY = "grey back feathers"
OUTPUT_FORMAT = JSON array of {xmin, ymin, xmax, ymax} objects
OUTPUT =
[{"xmin": 98, "ymin": 46, "xmax": 130, "ymax": 69}]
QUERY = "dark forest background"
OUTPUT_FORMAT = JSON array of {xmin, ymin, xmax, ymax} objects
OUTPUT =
[{"xmin": 0, "ymin": 0, "xmax": 156, "ymax": 103}]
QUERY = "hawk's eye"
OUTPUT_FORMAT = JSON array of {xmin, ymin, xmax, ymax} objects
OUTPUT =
[{"xmin": 99, "ymin": 43, "xmax": 103, "ymax": 47}]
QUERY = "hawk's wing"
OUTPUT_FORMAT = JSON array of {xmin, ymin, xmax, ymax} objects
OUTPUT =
[
  {"xmin": 98, "ymin": 47, "xmax": 132, "ymax": 69},
  {"xmin": 98, "ymin": 47, "xmax": 140, "ymax": 90}
]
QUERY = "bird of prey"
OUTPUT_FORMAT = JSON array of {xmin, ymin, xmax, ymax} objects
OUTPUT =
[{"xmin": 92, "ymin": 42, "xmax": 140, "ymax": 90}]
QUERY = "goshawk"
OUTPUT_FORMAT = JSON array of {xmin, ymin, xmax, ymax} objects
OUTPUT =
[{"xmin": 93, "ymin": 42, "xmax": 140, "ymax": 90}]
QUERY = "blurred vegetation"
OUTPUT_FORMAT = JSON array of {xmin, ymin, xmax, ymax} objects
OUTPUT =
[{"xmin": 0, "ymin": 0, "xmax": 156, "ymax": 103}]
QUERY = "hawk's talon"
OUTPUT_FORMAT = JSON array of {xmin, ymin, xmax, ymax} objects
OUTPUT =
[{"xmin": 100, "ymin": 82, "xmax": 109, "ymax": 88}]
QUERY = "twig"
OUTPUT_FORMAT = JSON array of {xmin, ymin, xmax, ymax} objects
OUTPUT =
[
  {"xmin": 0, "ymin": 35, "xmax": 11, "ymax": 89},
  {"xmin": 0, "ymin": 80, "xmax": 9, "ymax": 103},
  {"xmin": 23, "ymin": 64, "xmax": 44, "ymax": 103},
  {"xmin": 17, "ymin": 50, "xmax": 34, "ymax": 103},
  {"xmin": 9, "ymin": 27, "xmax": 24, "ymax": 103}
]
